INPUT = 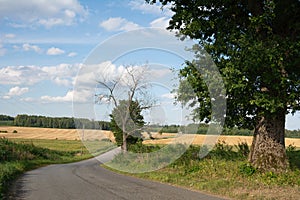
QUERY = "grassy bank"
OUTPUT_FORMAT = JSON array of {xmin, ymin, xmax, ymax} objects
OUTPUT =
[
  {"xmin": 0, "ymin": 138, "xmax": 94, "ymax": 199},
  {"xmin": 106, "ymin": 143, "xmax": 300, "ymax": 200}
]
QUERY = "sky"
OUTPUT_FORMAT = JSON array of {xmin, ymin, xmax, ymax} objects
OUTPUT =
[{"xmin": 0, "ymin": 0, "xmax": 299, "ymax": 130}]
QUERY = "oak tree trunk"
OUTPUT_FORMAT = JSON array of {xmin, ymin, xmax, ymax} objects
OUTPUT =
[{"xmin": 249, "ymin": 111, "xmax": 288, "ymax": 172}]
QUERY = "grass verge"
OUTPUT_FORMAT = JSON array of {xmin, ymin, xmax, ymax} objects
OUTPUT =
[
  {"xmin": 105, "ymin": 142, "xmax": 300, "ymax": 200},
  {"xmin": 0, "ymin": 138, "xmax": 97, "ymax": 199}
]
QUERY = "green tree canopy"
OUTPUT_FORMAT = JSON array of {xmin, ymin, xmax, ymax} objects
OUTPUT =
[
  {"xmin": 147, "ymin": 0, "xmax": 300, "ymax": 171},
  {"xmin": 110, "ymin": 100, "xmax": 144, "ymax": 149}
]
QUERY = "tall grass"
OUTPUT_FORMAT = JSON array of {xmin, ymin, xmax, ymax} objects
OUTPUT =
[{"xmin": 107, "ymin": 142, "xmax": 300, "ymax": 200}]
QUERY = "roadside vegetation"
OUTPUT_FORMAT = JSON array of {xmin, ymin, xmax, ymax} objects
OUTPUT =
[
  {"xmin": 107, "ymin": 142, "xmax": 300, "ymax": 200},
  {"xmin": 0, "ymin": 138, "xmax": 93, "ymax": 199}
]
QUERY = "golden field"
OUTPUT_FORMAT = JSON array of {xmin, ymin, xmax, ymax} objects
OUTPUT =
[
  {"xmin": 143, "ymin": 133, "xmax": 300, "ymax": 147},
  {"xmin": 1, "ymin": 126, "xmax": 300, "ymax": 147},
  {"xmin": 0, "ymin": 126, "xmax": 115, "ymax": 142}
]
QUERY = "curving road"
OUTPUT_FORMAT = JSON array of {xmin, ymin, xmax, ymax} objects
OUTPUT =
[{"xmin": 9, "ymin": 148, "xmax": 225, "ymax": 200}]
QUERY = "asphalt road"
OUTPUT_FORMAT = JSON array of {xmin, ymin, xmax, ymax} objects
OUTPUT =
[{"xmin": 9, "ymin": 148, "xmax": 226, "ymax": 200}]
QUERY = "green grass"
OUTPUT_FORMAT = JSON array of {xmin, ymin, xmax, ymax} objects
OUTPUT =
[
  {"xmin": 9, "ymin": 138, "xmax": 90, "ymax": 152},
  {"xmin": 0, "ymin": 138, "xmax": 115, "ymax": 199},
  {"xmin": 105, "ymin": 142, "xmax": 300, "ymax": 200}
]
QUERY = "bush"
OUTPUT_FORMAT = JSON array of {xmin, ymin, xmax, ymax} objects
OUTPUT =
[
  {"xmin": 286, "ymin": 144, "xmax": 300, "ymax": 170},
  {"xmin": 239, "ymin": 163, "xmax": 257, "ymax": 176},
  {"xmin": 12, "ymin": 130, "xmax": 18, "ymax": 133},
  {"xmin": 209, "ymin": 141, "xmax": 239, "ymax": 160},
  {"xmin": 235, "ymin": 142, "xmax": 250, "ymax": 157}
]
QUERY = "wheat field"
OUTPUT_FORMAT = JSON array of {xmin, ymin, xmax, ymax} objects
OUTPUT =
[
  {"xmin": 0, "ymin": 126, "xmax": 115, "ymax": 142},
  {"xmin": 143, "ymin": 133, "xmax": 300, "ymax": 147},
  {"xmin": 1, "ymin": 126, "xmax": 300, "ymax": 147}
]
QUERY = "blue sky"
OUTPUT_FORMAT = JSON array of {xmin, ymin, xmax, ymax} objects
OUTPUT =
[{"xmin": 0, "ymin": 0, "xmax": 299, "ymax": 130}]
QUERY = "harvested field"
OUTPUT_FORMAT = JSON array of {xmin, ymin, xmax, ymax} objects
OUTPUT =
[
  {"xmin": 1, "ymin": 126, "xmax": 300, "ymax": 147},
  {"xmin": 143, "ymin": 133, "xmax": 300, "ymax": 147},
  {"xmin": 0, "ymin": 126, "xmax": 114, "ymax": 142}
]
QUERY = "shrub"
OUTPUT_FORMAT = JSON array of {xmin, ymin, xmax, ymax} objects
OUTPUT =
[
  {"xmin": 210, "ymin": 141, "xmax": 239, "ymax": 160},
  {"xmin": 235, "ymin": 142, "xmax": 250, "ymax": 158},
  {"xmin": 286, "ymin": 144, "xmax": 300, "ymax": 170},
  {"xmin": 239, "ymin": 163, "xmax": 257, "ymax": 176}
]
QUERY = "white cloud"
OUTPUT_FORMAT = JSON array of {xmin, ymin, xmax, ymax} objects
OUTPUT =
[
  {"xmin": 0, "ymin": 0, "xmax": 88, "ymax": 28},
  {"xmin": 100, "ymin": 17, "xmax": 140, "ymax": 32},
  {"xmin": 0, "ymin": 66, "xmax": 25, "ymax": 85},
  {"xmin": 38, "ymin": 18, "xmax": 65, "ymax": 28},
  {"xmin": 8, "ymin": 86, "xmax": 29, "ymax": 96},
  {"xmin": 47, "ymin": 47, "xmax": 65, "ymax": 55},
  {"xmin": 68, "ymin": 52, "xmax": 77, "ymax": 57},
  {"xmin": 53, "ymin": 77, "xmax": 71, "ymax": 86},
  {"xmin": 129, "ymin": 0, "xmax": 173, "ymax": 17},
  {"xmin": 13, "ymin": 45, "xmax": 19, "ymax": 50},
  {"xmin": 41, "ymin": 90, "xmax": 73, "ymax": 103},
  {"xmin": 150, "ymin": 17, "xmax": 170, "ymax": 29},
  {"xmin": 0, "ymin": 63, "xmax": 79, "ymax": 86},
  {"xmin": 161, "ymin": 92, "xmax": 176, "ymax": 99},
  {"xmin": 76, "ymin": 61, "xmax": 169, "ymax": 89},
  {"xmin": 4, "ymin": 33, "xmax": 16, "ymax": 39},
  {"xmin": 75, "ymin": 61, "xmax": 114, "ymax": 86},
  {"xmin": 20, "ymin": 97, "xmax": 34, "ymax": 102},
  {"xmin": 41, "ymin": 89, "xmax": 91, "ymax": 103},
  {"xmin": 75, "ymin": 61, "xmax": 144, "ymax": 87},
  {"xmin": 2, "ymin": 96, "xmax": 10, "ymax": 99},
  {"xmin": 22, "ymin": 43, "xmax": 42, "ymax": 53},
  {"xmin": 42, "ymin": 63, "xmax": 79, "ymax": 78},
  {"xmin": 0, "ymin": 62, "xmax": 169, "ymax": 103},
  {"xmin": 75, "ymin": 61, "xmax": 152, "ymax": 104},
  {"xmin": 4, "ymin": 86, "xmax": 29, "ymax": 99}
]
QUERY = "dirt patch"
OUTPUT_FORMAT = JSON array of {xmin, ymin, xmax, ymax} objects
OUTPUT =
[{"xmin": 232, "ymin": 185, "xmax": 300, "ymax": 200}]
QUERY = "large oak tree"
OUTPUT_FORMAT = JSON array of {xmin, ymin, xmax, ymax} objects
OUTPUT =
[{"xmin": 147, "ymin": 0, "xmax": 300, "ymax": 171}]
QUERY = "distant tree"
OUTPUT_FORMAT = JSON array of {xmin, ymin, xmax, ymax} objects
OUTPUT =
[
  {"xmin": 96, "ymin": 65, "xmax": 152, "ymax": 151},
  {"xmin": 110, "ymin": 100, "xmax": 144, "ymax": 148},
  {"xmin": 0, "ymin": 115, "xmax": 14, "ymax": 121},
  {"xmin": 0, "ymin": 115, "xmax": 14, "ymax": 125}
]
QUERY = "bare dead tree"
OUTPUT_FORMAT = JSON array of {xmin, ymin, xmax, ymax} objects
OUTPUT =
[{"xmin": 95, "ymin": 64, "xmax": 153, "ymax": 151}]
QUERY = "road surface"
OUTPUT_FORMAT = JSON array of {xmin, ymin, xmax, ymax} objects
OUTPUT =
[{"xmin": 9, "ymin": 148, "xmax": 226, "ymax": 200}]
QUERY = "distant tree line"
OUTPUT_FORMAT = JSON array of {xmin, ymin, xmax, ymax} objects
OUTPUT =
[
  {"xmin": 0, "ymin": 115, "xmax": 14, "ymax": 121},
  {"xmin": 1, "ymin": 114, "xmax": 299, "ymax": 138},
  {"xmin": 148, "ymin": 123, "xmax": 300, "ymax": 138},
  {"xmin": 0, "ymin": 115, "xmax": 14, "ymax": 126},
  {"xmin": 285, "ymin": 129, "xmax": 300, "ymax": 139},
  {"xmin": 0, "ymin": 114, "xmax": 110, "ymax": 130},
  {"xmin": 13, "ymin": 114, "xmax": 75, "ymax": 128}
]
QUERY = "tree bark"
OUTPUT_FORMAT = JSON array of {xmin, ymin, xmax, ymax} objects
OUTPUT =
[
  {"xmin": 122, "ymin": 123, "xmax": 127, "ymax": 151},
  {"xmin": 249, "ymin": 110, "xmax": 288, "ymax": 172}
]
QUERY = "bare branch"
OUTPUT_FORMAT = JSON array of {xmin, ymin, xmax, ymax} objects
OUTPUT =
[{"xmin": 95, "ymin": 63, "xmax": 154, "ymax": 151}]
